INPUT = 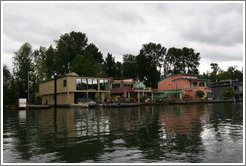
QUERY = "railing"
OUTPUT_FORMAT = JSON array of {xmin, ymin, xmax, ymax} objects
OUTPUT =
[{"xmin": 183, "ymin": 85, "xmax": 198, "ymax": 89}]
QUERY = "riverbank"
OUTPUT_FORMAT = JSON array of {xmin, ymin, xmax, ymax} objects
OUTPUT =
[{"xmin": 5, "ymin": 99, "xmax": 243, "ymax": 110}]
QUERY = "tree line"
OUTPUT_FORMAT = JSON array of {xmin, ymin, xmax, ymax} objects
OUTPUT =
[{"xmin": 3, "ymin": 31, "xmax": 243, "ymax": 105}]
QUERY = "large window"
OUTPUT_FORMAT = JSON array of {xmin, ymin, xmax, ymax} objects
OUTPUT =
[
  {"xmin": 81, "ymin": 79, "xmax": 87, "ymax": 90},
  {"xmin": 192, "ymin": 82, "xmax": 197, "ymax": 87},
  {"xmin": 76, "ymin": 79, "xmax": 82, "ymax": 90},
  {"xmin": 88, "ymin": 79, "xmax": 93, "ymax": 90},
  {"xmin": 199, "ymin": 82, "xmax": 205, "ymax": 87},
  {"xmin": 93, "ymin": 79, "xmax": 98, "ymax": 90},
  {"xmin": 100, "ymin": 79, "xmax": 109, "ymax": 90},
  {"xmin": 105, "ymin": 80, "xmax": 109, "ymax": 90}
]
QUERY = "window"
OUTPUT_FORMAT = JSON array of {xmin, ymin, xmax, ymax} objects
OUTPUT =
[
  {"xmin": 199, "ymin": 82, "xmax": 205, "ymax": 87},
  {"xmin": 193, "ymin": 82, "xmax": 197, "ymax": 87},
  {"xmin": 76, "ymin": 79, "xmax": 82, "ymax": 90},
  {"xmin": 207, "ymin": 92, "xmax": 213, "ymax": 98},
  {"xmin": 88, "ymin": 79, "xmax": 93, "ymax": 90},
  {"xmin": 234, "ymin": 86, "xmax": 237, "ymax": 90},
  {"xmin": 81, "ymin": 79, "xmax": 87, "ymax": 90},
  {"xmin": 93, "ymin": 79, "xmax": 98, "ymax": 90},
  {"xmin": 104, "ymin": 80, "xmax": 109, "ymax": 90},
  {"xmin": 100, "ymin": 79, "xmax": 110, "ymax": 90},
  {"xmin": 113, "ymin": 84, "xmax": 120, "ymax": 88},
  {"xmin": 63, "ymin": 79, "xmax": 67, "ymax": 87}
]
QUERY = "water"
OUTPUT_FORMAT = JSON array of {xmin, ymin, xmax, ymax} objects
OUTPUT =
[{"xmin": 3, "ymin": 103, "xmax": 243, "ymax": 163}]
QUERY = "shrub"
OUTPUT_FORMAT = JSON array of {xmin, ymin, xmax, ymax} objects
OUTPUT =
[
  {"xmin": 223, "ymin": 87, "xmax": 236, "ymax": 99},
  {"xmin": 196, "ymin": 90, "xmax": 205, "ymax": 99}
]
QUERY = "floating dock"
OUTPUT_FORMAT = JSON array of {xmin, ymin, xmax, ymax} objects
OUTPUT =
[{"xmin": 103, "ymin": 103, "xmax": 140, "ymax": 108}]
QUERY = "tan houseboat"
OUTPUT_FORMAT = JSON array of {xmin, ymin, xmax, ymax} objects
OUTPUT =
[{"xmin": 39, "ymin": 72, "xmax": 110, "ymax": 106}]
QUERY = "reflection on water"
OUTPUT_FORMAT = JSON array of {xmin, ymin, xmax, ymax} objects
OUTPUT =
[{"xmin": 3, "ymin": 103, "xmax": 243, "ymax": 163}]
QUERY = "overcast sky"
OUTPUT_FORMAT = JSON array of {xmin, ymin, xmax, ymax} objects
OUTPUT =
[{"xmin": 2, "ymin": 2, "xmax": 244, "ymax": 74}]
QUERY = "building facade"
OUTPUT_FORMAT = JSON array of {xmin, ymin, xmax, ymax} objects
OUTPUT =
[
  {"xmin": 158, "ymin": 74, "xmax": 212, "ymax": 100},
  {"xmin": 208, "ymin": 80, "xmax": 243, "ymax": 100},
  {"xmin": 110, "ymin": 77, "xmax": 154, "ymax": 102},
  {"xmin": 39, "ymin": 72, "xmax": 110, "ymax": 105}
]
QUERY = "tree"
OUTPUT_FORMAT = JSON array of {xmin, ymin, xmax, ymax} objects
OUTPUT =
[
  {"xmin": 44, "ymin": 46, "xmax": 57, "ymax": 80},
  {"xmin": 71, "ymin": 53, "xmax": 102, "ymax": 77},
  {"xmin": 103, "ymin": 53, "xmax": 117, "ymax": 77},
  {"xmin": 122, "ymin": 54, "xmax": 137, "ymax": 79},
  {"xmin": 3, "ymin": 65, "xmax": 15, "ymax": 105},
  {"xmin": 196, "ymin": 90, "xmax": 205, "ymax": 99},
  {"xmin": 115, "ymin": 61, "xmax": 123, "ymax": 77},
  {"xmin": 33, "ymin": 46, "xmax": 48, "ymax": 92},
  {"xmin": 12, "ymin": 42, "xmax": 33, "ymax": 99},
  {"xmin": 165, "ymin": 47, "xmax": 200, "ymax": 75},
  {"xmin": 136, "ymin": 42, "xmax": 166, "ymax": 88},
  {"xmin": 84, "ymin": 43, "xmax": 104, "ymax": 64},
  {"xmin": 55, "ymin": 31, "xmax": 88, "ymax": 76},
  {"xmin": 210, "ymin": 63, "xmax": 220, "ymax": 74},
  {"xmin": 223, "ymin": 87, "xmax": 236, "ymax": 99}
]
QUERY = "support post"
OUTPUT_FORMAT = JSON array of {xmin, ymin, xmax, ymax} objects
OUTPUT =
[
  {"xmin": 138, "ymin": 92, "xmax": 140, "ymax": 102},
  {"xmin": 54, "ymin": 73, "xmax": 57, "ymax": 108},
  {"xmin": 27, "ymin": 71, "xmax": 30, "ymax": 104}
]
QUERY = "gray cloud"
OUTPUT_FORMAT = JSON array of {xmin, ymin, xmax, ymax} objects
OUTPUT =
[{"xmin": 2, "ymin": 2, "xmax": 244, "ymax": 73}]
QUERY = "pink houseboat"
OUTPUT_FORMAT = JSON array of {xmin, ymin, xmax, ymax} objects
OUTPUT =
[{"xmin": 158, "ymin": 74, "xmax": 213, "ymax": 101}]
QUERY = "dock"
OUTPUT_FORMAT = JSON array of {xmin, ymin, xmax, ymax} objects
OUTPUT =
[
  {"xmin": 27, "ymin": 105, "xmax": 50, "ymax": 109},
  {"xmin": 103, "ymin": 103, "xmax": 140, "ymax": 108}
]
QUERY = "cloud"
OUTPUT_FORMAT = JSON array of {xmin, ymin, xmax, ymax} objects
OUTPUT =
[{"xmin": 2, "ymin": 2, "xmax": 244, "ymax": 74}]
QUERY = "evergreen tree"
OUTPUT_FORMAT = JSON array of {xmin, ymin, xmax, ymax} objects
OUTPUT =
[
  {"xmin": 122, "ymin": 54, "xmax": 137, "ymax": 79},
  {"xmin": 136, "ymin": 42, "xmax": 166, "ymax": 88},
  {"xmin": 103, "ymin": 53, "xmax": 117, "ymax": 77},
  {"xmin": 55, "ymin": 31, "xmax": 88, "ymax": 76},
  {"xmin": 12, "ymin": 42, "xmax": 33, "ymax": 99}
]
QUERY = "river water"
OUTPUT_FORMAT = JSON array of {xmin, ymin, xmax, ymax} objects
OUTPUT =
[{"xmin": 2, "ymin": 103, "xmax": 243, "ymax": 163}]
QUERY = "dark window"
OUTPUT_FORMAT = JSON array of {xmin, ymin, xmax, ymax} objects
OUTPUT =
[
  {"xmin": 93, "ymin": 79, "xmax": 98, "ymax": 90},
  {"xmin": 199, "ymin": 82, "xmax": 205, "ymax": 87},
  {"xmin": 193, "ymin": 82, "xmax": 197, "ymax": 87},
  {"xmin": 113, "ymin": 84, "xmax": 120, "ymax": 88},
  {"xmin": 100, "ymin": 79, "xmax": 105, "ymax": 90},
  {"xmin": 76, "ymin": 79, "xmax": 82, "ymax": 90},
  {"xmin": 81, "ymin": 79, "xmax": 87, "ymax": 90},
  {"xmin": 234, "ymin": 86, "xmax": 237, "ymax": 90},
  {"xmin": 207, "ymin": 92, "xmax": 213, "ymax": 98},
  {"xmin": 88, "ymin": 79, "xmax": 93, "ymax": 90},
  {"xmin": 105, "ymin": 80, "xmax": 109, "ymax": 90},
  {"xmin": 100, "ymin": 79, "xmax": 110, "ymax": 90},
  {"xmin": 63, "ymin": 79, "xmax": 67, "ymax": 87}
]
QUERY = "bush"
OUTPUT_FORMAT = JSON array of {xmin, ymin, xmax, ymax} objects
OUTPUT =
[
  {"xmin": 223, "ymin": 87, "xmax": 236, "ymax": 99},
  {"xmin": 196, "ymin": 90, "xmax": 205, "ymax": 99}
]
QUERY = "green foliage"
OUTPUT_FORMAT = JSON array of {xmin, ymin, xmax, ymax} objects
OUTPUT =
[
  {"xmin": 136, "ymin": 42, "xmax": 166, "ymax": 88},
  {"xmin": 84, "ymin": 43, "xmax": 104, "ymax": 64},
  {"xmin": 55, "ymin": 31, "xmax": 88, "ymax": 76},
  {"xmin": 223, "ymin": 87, "xmax": 236, "ymax": 99},
  {"xmin": 196, "ymin": 90, "xmax": 205, "ymax": 99},
  {"xmin": 210, "ymin": 63, "xmax": 220, "ymax": 74},
  {"xmin": 122, "ymin": 54, "xmax": 137, "ymax": 79},
  {"xmin": 3, "ymin": 65, "xmax": 15, "ymax": 105},
  {"xmin": 13, "ymin": 42, "xmax": 33, "ymax": 98},
  {"xmin": 115, "ymin": 61, "xmax": 123, "ymax": 77},
  {"xmin": 165, "ymin": 47, "xmax": 200, "ymax": 76},
  {"xmin": 103, "ymin": 53, "xmax": 117, "ymax": 77},
  {"xmin": 71, "ymin": 53, "xmax": 102, "ymax": 77},
  {"xmin": 200, "ymin": 64, "xmax": 243, "ymax": 82}
]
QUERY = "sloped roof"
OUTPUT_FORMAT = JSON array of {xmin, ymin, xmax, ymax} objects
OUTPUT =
[{"xmin": 133, "ymin": 82, "xmax": 146, "ymax": 89}]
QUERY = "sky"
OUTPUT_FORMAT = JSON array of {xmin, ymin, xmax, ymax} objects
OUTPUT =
[{"xmin": 2, "ymin": 1, "xmax": 244, "ymax": 74}]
